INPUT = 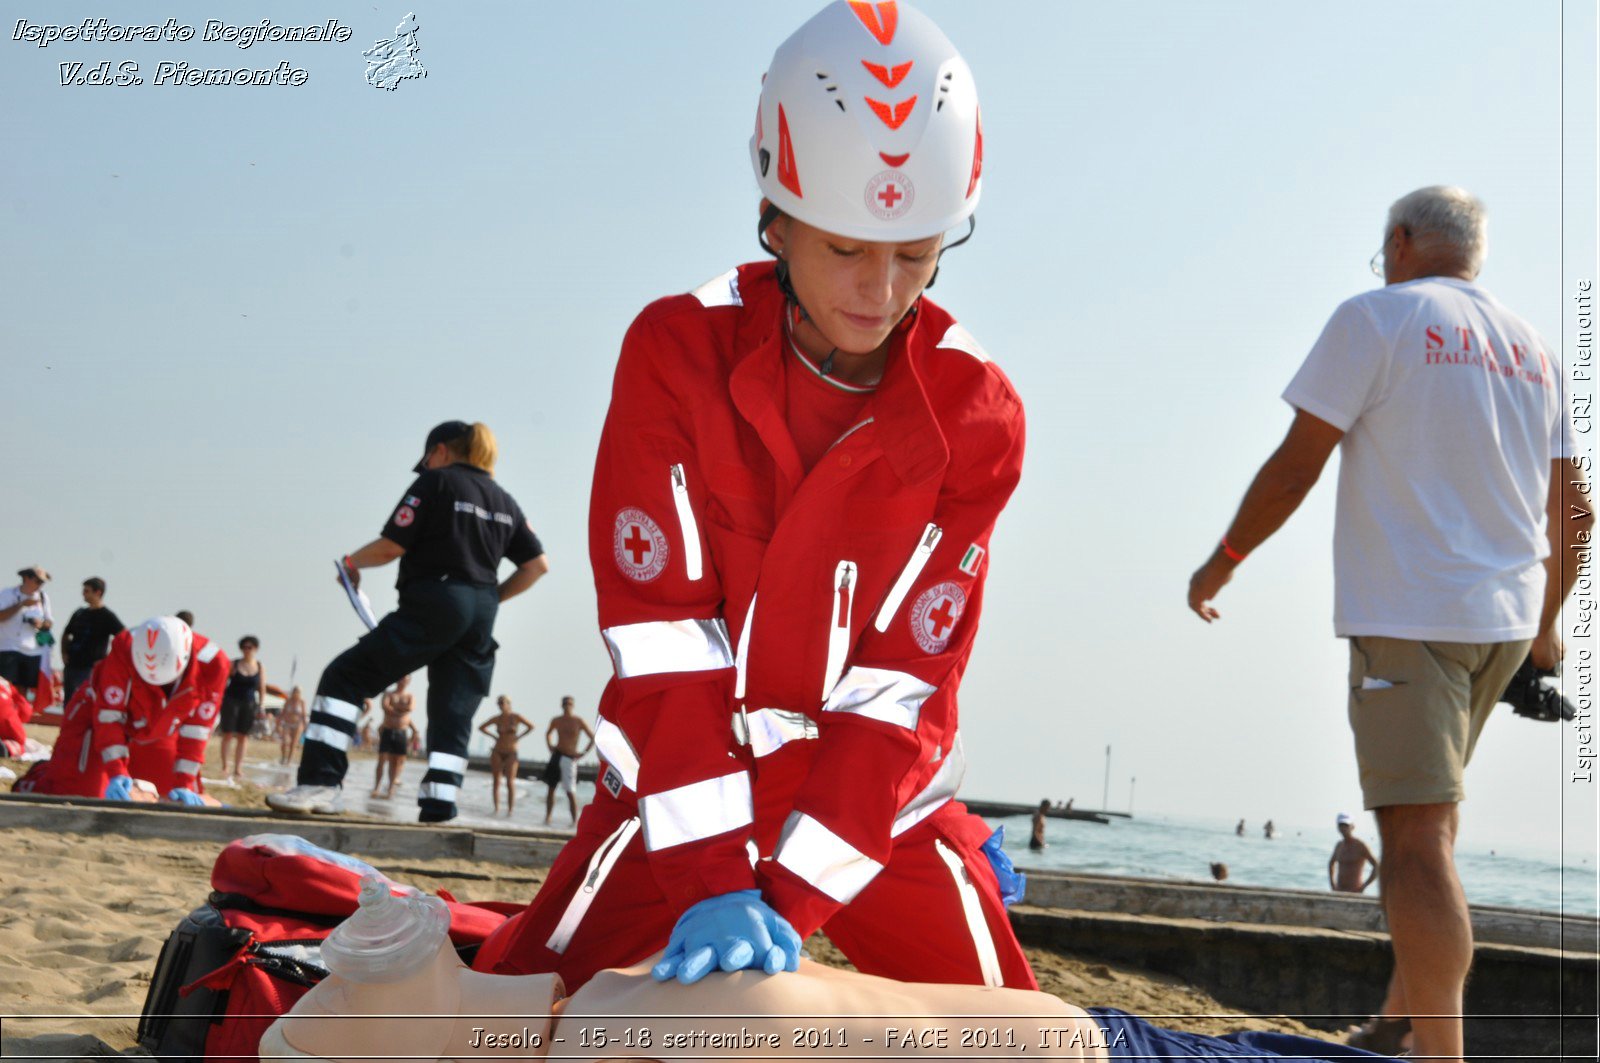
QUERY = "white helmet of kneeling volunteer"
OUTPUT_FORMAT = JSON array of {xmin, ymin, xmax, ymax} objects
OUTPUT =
[
  {"xmin": 133, "ymin": 616, "xmax": 193, "ymax": 686},
  {"xmin": 751, "ymin": 0, "xmax": 982, "ymax": 242}
]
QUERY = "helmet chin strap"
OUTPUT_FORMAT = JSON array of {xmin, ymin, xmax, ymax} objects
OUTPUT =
[{"xmin": 757, "ymin": 207, "xmax": 974, "ymax": 373}]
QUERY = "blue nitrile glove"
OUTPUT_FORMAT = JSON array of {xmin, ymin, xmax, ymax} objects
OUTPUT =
[
  {"xmin": 103, "ymin": 774, "xmax": 133, "ymax": 802},
  {"xmin": 982, "ymin": 826, "xmax": 1026, "ymax": 906},
  {"xmin": 166, "ymin": 787, "xmax": 206, "ymax": 807},
  {"xmin": 651, "ymin": 889, "xmax": 803, "ymax": 985}
]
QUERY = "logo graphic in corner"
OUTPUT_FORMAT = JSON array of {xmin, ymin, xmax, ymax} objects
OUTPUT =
[
  {"xmin": 614, "ymin": 508, "xmax": 670, "ymax": 583},
  {"xmin": 104, "ymin": 685, "xmax": 125, "ymax": 707},
  {"xmin": 958, "ymin": 543, "xmax": 985, "ymax": 577},
  {"xmin": 909, "ymin": 581, "xmax": 966, "ymax": 655},
  {"xmin": 601, "ymin": 765, "xmax": 624, "ymax": 798},
  {"xmin": 364, "ymin": 12, "xmax": 427, "ymax": 91},
  {"xmin": 865, "ymin": 169, "xmax": 914, "ymax": 221}
]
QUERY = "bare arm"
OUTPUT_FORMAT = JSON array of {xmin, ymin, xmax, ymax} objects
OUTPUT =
[
  {"xmin": 1360, "ymin": 844, "xmax": 1379, "ymax": 892},
  {"xmin": 1188, "ymin": 409, "xmax": 1345, "ymax": 622},
  {"xmin": 338, "ymin": 538, "xmax": 406, "ymax": 590},
  {"xmin": 478, "ymin": 717, "xmax": 498, "ymax": 739},
  {"xmin": 578, "ymin": 717, "xmax": 595, "ymax": 756},
  {"xmin": 499, "ymin": 555, "xmax": 550, "ymax": 603},
  {"xmin": 1532, "ymin": 458, "xmax": 1596, "ymax": 668},
  {"xmin": 515, "ymin": 714, "xmax": 536, "ymax": 740},
  {"xmin": 0, "ymin": 599, "xmax": 28, "ymax": 622}
]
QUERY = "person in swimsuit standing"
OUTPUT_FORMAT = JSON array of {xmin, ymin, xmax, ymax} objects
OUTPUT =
[
  {"xmin": 372, "ymin": 674, "xmax": 416, "ymax": 799},
  {"xmin": 477, "ymin": 694, "xmax": 534, "ymax": 815},
  {"xmin": 541, "ymin": 695, "xmax": 593, "ymax": 826},
  {"xmin": 279, "ymin": 685, "xmax": 307, "ymax": 766},
  {"xmin": 217, "ymin": 635, "xmax": 265, "ymax": 783}
]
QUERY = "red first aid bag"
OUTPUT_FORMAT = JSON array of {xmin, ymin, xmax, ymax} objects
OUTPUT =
[{"xmin": 137, "ymin": 833, "xmax": 512, "ymax": 1063}]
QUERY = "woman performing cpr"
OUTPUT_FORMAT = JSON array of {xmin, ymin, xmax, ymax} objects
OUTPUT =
[{"xmin": 477, "ymin": 1, "xmax": 1031, "ymax": 992}]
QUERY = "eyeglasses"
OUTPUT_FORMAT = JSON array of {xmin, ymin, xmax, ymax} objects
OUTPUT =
[{"xmin": 1369, "ymin": 247, "xmax": 1386, "ymax": 278}]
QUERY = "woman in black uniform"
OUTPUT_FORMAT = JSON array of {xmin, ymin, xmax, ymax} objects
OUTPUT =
[{"xmin": 268, "ymin": 421, "xmax": 549, "ymax": 822}]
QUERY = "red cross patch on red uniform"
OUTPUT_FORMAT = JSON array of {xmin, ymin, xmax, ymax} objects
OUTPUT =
[
  {"xmin": 104, "ymin": 685, "xmax": 125, "ymax": 706},
  {"xmin": 909, "ymin": 581, "xmax": 966, "ymax": 655},
  {"xmin": 613, "ymin": 507, "xmax": 670, "ymax": 583}
]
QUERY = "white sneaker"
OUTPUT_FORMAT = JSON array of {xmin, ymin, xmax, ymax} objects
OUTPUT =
[{"xmin": 266, "ymin": 784, "xmax": 344, "ymax": 814}]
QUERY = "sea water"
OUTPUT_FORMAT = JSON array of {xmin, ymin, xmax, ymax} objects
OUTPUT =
[
  {"xmin": 993, "ymin": 810, "xmax": 1600, "ymax": 918},
  {"xmin": 244, "ymin": 760, "xmax": 1597, "ymax": 917}
]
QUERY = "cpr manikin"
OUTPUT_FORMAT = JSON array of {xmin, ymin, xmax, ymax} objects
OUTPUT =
[{"xmin": 262, "ymin": 876, "xmax": 1107, "ymax": 1063}]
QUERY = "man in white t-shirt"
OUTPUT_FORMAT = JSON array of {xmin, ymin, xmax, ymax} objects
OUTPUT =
[
  {"xmin": 0, "ymin": 566, "xmax": 54, "ymax": 694},
  {"xmin": 1186, "ymin": 186, "xmax": 1591, "ymax": 1063}
]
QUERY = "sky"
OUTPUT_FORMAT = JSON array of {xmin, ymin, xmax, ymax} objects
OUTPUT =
[{"xmin": 2, "ymin": 1, "xmax": 1596, "ymax": 869}]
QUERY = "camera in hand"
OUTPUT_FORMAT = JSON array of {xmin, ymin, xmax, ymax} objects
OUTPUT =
[{"xmin": 1499, "ymin": 658, "xmax": 1575, "ymax": 723}]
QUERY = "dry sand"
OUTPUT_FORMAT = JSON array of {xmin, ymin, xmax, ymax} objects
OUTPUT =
[{"xmin": 1, "ymin": 727, "xmax": 1316, "ymax": 1057}]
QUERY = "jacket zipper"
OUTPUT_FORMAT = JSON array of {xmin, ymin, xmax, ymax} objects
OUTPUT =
[
  {"xmin": 874, "ymin": 523, "xmax": 943, "ymax": 633},
  {"xmin": 821, "ymin": 561, "xmax": 857, "ymax": 701},
  {"xmin": 545, "ymin": 816, "xmax": 641, "ymax": 954},
  {"xmin": 669, "ymin": 464, "xmax": 703, "ymax": 582}
]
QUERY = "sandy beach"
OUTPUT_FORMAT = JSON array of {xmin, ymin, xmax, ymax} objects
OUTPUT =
[{"xmin": 1, "ymin": 726, "xmax": 1316, "ymax": 1056}]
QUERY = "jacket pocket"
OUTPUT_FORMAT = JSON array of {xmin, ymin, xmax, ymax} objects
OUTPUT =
[
  {"xmin": 873, "ymin": 523, "xmax": 943, "ymax": 633},
  {"xmin": 822, "ymin": 561, "xmax": 857, "ymax": 701},
  {"xmin": 670, "ymin": 463, "xmax": 703, "ymax": 582}
]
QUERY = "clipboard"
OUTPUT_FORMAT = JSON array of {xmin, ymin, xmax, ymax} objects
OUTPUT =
[{"xmin": 335, "ymin": 559, "xmax": 379, "ymax": 631}]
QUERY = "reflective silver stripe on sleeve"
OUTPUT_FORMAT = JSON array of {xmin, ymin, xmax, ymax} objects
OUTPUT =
[
  {"xmin": 304, "ymin": 723, "xmax": 351, "ymax": 751},
  {"xmin": 891, "ymin": 733, "xmax": 967, "ymax": 838},
  {"xmin": 313, "ymin": 695, "xmax": 362, "ymax": 723},
  {"xmin": 593, "ymin": 717, "xmax": 640, "ymax": 791},
  {"xmin": 428, "ymin": 752, "xmax": 469, "ymax": 776},
  {"xmin": 934, "ymin": 838, "xmax": 1004, "ymax": 987},
  {"xmin": 420, "ymin": 781, "xmax": 459, "ymax": 802},
  {"xmin": 101, "ymin": 744, "xmax": 130, "ymax": 763},
  {"xmin": 97, "ymin": 711, "xmax": 126, "ymax": 725},
  {"xmin": 196, "ymin": 643, "xmax": 221, "ymax": 663},
  {"xmin": 823, "ymin": 666, "xmax": 935, "ymax": 730},
  {"xmin": 874, "ymin": 523, "xmax": 942, "ymax": 633},
  {"xmin": 179, "ymin": 725, "xmax": 209, "ymax": 741},
  {"xmin": 640, "ymin": 771, "xmax": 753, "ymax": 852},
  {"xmin": 742, "ymin": 708, "xmax": 818, "ymax": 759},
  {"xmin": 174, "ymin": 759, "xmax": 202, "ymax": 777},
  {"xmin": 602, "ymin": 619, "xmax": 733, "ymax": 679},
  {"xmin": 670, "ymin": 464, "xmax": 704, "ymax": 582},
  {"xmin": 773, "ymin": 811, "xmax": 884, "ymax": 903}
]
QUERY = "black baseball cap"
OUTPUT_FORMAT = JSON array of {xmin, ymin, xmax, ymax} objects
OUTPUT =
[{"xmin": 414, "ymin": 420, "xmax": 471, "ymax": 473}]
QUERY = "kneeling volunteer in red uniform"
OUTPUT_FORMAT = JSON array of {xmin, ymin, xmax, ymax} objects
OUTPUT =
[
  {"xmin": 17, "ymin": 617, "xmax": 229, "ymax": 804},
  {"xmin": 476, "ymin": 1, "xmax": 1031, "ymax": 993}
]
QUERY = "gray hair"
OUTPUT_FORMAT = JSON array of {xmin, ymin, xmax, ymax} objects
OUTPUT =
[{"xmin": 1385, "ymin": 185, "xmax": 1487, "ymax": 276}]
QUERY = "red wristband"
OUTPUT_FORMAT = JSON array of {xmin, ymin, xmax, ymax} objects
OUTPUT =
[{"xmin": 1220, "ymin": 538, "xmax": 1248, "ymax": 563}]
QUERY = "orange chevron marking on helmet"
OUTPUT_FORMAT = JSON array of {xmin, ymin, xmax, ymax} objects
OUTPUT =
[
  {"xmin": 848, "ymin": 2, "xmax": 898, "ymax": 46},
  {"xmin": 861, "ymin": 59, "xmax": 912, "ymax": 89},
  {"xmin": 966, "ymin": 106, "xmax": 983, "ymax": 198},
  {"xmin": 777, "ymin": 103, "xmax": 802, "ymax": 197},
  {"xmin": 146, "ymin": 627, "xmax": 159, "ymax": 648},
  {"xmin": 865, "ymin": 95, "xmax": 917, "ymax": 130}
]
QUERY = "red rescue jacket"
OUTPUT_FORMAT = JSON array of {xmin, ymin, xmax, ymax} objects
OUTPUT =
[
  {"xmin": 47, "ymin": 630, "xmax": 230, "ymax": 794},
  {"xmin": 589, "ymin": 262, "xmax": 1025, "ymax": 935}
]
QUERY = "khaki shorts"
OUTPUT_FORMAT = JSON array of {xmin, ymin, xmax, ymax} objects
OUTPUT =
[{"xmin": 1347, "ymin": 635, "xmax": 1530, "ymax": 809}]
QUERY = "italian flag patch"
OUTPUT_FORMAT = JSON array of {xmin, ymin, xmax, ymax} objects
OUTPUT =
[{"xmin": 958, "ymin": 543, "xmax": 985, "ymax": 577}]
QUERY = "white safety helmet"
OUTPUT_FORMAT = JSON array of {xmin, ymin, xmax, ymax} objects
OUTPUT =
[
  {"xmin": 132, "ymin": 617, "xmax": 193, "ymax": 686},
  {"xmin": 751, "ymin": 0, "xmax": 982, "ymax": 242}
]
